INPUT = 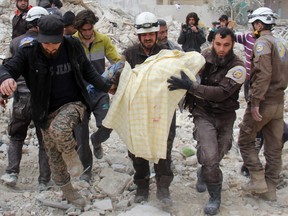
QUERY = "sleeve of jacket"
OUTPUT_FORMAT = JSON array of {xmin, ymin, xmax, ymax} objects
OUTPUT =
[
  {"xmin": 177, "ymin": 31, "xmax": 186, "ymax": 45},
  {"xmin": 250, "ymin": 40, "xmax": 272, "ymax": 107},
  {"xmin": 0, "ymin": 47, "xmax": 28, "ymax": 84},
  {"xmin": 74, "ymin": 39, "xmax": 112, "ymax": 92},
  {"xmin": 196, "ymin": 28, "xmax": 206, "ymax": 46},
  {"xmin": 207, "ymin": 30, "xmax": 214, "ymax": 42},
  {"xmin": 103, "ymin": 35, "xmax": 121, "ymax": 64},
  {"xmin": 189, "ymin": 65, "xmax": 246, "ymax": 102}
]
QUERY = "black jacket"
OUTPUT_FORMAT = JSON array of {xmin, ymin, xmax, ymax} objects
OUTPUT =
[{"xmin": 0, "ymin": 36, "xmax": 111, "ymax": 127}]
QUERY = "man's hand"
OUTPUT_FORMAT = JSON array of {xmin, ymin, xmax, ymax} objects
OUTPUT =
[
  {"xmin": 251, "ymin": 106, "xmax": 262, "ymax": 122},
  {"xmin": 167, "ymin": 71, "xmax": 192, "ymax": 91},
  {"xmin": 0, "ymin": 78, "xmax": 17, "ymax": 97}
]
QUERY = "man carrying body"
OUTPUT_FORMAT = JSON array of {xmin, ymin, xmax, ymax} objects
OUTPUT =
[
  {"xmin": 168, "ymin": 28, "xmax": 246, "ymax": 215},
  {"xmin": 122, "ymin": 12, "xmax": 175, "ymax": 206},
  {"xmin": 0, "ymin": 14, "xmax": 111, "ymax": 208}
]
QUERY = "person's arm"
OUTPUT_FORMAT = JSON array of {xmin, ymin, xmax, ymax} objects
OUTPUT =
[
  {"xmin": 249, "ymin": 41, "xmax": 272, "ymax": 107},
  {"xmin": 195, "ymin": 28, "xmax": 206, "ymax": 46},
  {"xmin": 167, "ymin": 65, "xmax": 246, "ymax": 102},
  {"xmin": 103, "ymin": 35, "xmax": 121, "ymax": 64}
]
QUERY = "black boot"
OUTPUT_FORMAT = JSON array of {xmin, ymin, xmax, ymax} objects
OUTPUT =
[
  {"xmin": 156, "ymin": 175, "xmax": 173, "ymax": 206},
  {"xmin": 204, "ymin": 183, "xmax": 222, "ymax": 215},
  {"xmin": 196, "ymin": 167, "xmax": 206, "ymax": 192},
  {"xmin": 90, "ymin": 126, "xmax": 112, "ymax": 159},
  {"xmin": 134, "ymin": 179, "xmax": 149, "ymax": 203}
]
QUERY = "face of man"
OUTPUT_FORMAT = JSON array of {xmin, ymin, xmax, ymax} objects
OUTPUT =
[
  {"xmin": 41, "ymin": 43, "xmax": 62, "ymax": 58},
  {"xmin": 212, "ymin": 33, "xmax": 234, "ymax": 64},
  {"xmin": 139, "ymin": 32, "xmax": 157, "ymax": 50},
  {"xmin": 79, "ymin": 23, "xmax": 94, "ymax": 40},
  {"xmin": 188, "ymin": 17, "xmax": 196, "ymax": 26},
  {"xmin": 17, "ymin": 0, "xmax": 28, "ymax": 12},
  {"xmin": 219, "ymin": 19, "xmax": 228, "ymax": 28},
  {"xmin": 157, "ymin": 25, "xmax": 168, "ymax": 44}
]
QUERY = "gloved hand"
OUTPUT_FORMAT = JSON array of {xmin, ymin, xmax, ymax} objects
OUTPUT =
[{"xmin": 167, "ymin": 71, "xmax": 193, "ymax": 91}]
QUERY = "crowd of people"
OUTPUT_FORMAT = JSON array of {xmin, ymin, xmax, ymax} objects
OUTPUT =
[{"xmin": 0, "ymin": 1, "xmax": 287, "ymax": 215}]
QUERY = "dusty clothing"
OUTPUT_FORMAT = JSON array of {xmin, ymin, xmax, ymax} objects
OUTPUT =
[
  {"xmin": 73, "ymin": 30, "xmax": 120, "ymax": 172},
  {"xmin": 187, "ymin": 48, "xmax": 246, "ymax": 184},
  {"xmin": 5, "ymin": 30, "xmax": 51, "ymax": 184},
  {"xmin": 0, "ymin": 36, "xmax": 111, "ymax": 128},
  {"xmin": 0, "ymin": 37, "xmax": 110, "ymax": 186},
  {"xmin": 122, "ymin": 43, "xmax": 163, "ymax": 69},
  {"xmin": 249, "ymin": 32, "xmax": 288, "ymax": 107},
  {"xmin": 177, "ymin": 26, "xmax": 206, "ymax": 52},
  {"xmin": 193, "ymin": 108, "xmax": 236, "ymax": 183},
  {"xmin": 6, "ymin": 93, "xmax": 51, "ymax": 184},
  {"xmin": 238, "ymin": 32, "xmax": 288, "ymax": 186},
  {"xmin": 41, "ymin": 102, "xmax": 85, "ymax": 185}
]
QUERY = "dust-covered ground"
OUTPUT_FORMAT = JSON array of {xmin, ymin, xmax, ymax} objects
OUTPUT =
[{"xmin": 0, "ymin": 1, "xmax": 288, "ymax": 216}]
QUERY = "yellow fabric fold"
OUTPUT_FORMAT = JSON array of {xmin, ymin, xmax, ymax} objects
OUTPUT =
[{"xmin": 102, "ymin": 49, "xmax": 205, "ymax": 163}]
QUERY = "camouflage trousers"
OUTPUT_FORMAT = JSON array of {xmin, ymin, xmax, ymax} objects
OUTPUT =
[{"xmin": 41, "ymin": 101, "xmax": 86, "ymax": 186}]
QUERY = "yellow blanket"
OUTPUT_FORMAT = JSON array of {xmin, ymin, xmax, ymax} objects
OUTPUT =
[{"xmin": 102, "ymin": 49, "xmax": 205, "ymax": 163}]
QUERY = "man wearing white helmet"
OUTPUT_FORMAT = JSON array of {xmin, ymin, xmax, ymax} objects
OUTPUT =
[
  {"xmin": 0, "ymin": 6, "xmax": 51, "ymax": 191},
  {"xmin": 237, "ymin": 7, "xmax": 288, "ymax": 201},
  {"xmin": 122, "ymin": 11, "xmax": 175, "ymax": 206}
]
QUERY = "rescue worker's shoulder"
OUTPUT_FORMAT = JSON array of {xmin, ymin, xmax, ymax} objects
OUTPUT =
[
  {"xmin": 19, "ymin": 38, "xmax": 37, "ymax": 49},
  {"xmin": 253, "ymin": 39, "xmax": 271, "ymax": 56},
  {"xmin": 225, "ymin": 65, "xmax": 246, "ymax": 84}
]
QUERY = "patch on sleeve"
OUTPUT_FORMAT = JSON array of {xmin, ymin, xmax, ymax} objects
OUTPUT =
[
  {"xmin": 276, "ymin": 40, "xmax": 287, "ymax": 62},
  {"xmin": 19, "ymin": 36, "xmax": 35, "ymax": 47},
  {"xmin": 254, "ymin": 41, "xmax": 270, "ymax": 56},
  {"xmin": 225, "ymin": 65, "xmax": 246, "ymax": 84}
]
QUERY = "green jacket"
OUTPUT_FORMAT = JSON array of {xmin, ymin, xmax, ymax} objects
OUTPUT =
[{"xmin": 73, "ymin": 30, "xmax": 120, "ymax": 74}]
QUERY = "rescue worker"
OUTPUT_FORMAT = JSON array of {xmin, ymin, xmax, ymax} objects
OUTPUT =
[
  {"xmin": 72, "ymin": 9, "xmax": 121, "ymax": 182},
  {"xmin": 177, "ymin": 12, "xmax": 206, "ymax": 52},
  {"xmin": 167, "ymin": 28, "xmax": 246, "ymax": 215},
  {"xmin": 12, "ymin": 0, "xmax": 32, "ymax": 39},
  {"xmin": 122, "ymin": 11, "xmax": 175, "ymax": 206},
  {"xmin": 0, "ymin": 6, "xmax": 51, "ymax": 190},
  {"xmin": 237, "ymin": 7, "xmax": 288, "ymax": 201},
  {"xmin": 0, "ymin": 14, "xmax": 112, "ymax": 208}
]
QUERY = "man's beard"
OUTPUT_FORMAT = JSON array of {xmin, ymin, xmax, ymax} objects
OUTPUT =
[
  {"xmin": 40, "ymin": 45, "xmax": 61, "ymax": 59},
  {"xmin": 212, "ymin": 47, "xmax": 234, "ymax": 66}
]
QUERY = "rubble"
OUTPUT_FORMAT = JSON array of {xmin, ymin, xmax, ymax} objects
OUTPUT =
[{"xmin": 0, "ymin": 1, "xmax": 288, "ymax": 216}]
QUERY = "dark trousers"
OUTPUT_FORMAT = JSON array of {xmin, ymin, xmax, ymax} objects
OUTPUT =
[
  {"xmin": 192, "ymin": 107, "xmax": 236, "ymax": 184},
  {"xmin": 6, "ymin": 92, "xmax": 51, "ymax": 184},
  {"xmin": 128, "ymin": 113, "xmax": 176, "ymax": 180},
  {"xmin": 76, "ymin": 91, "xmax": 111, "ymax": 173}
]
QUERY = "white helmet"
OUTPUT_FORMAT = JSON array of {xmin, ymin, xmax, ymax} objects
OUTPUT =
[
  {"xmin": 26, "ymin": 6, "xmax": 49, "ymax": 22},
  {"xmin": 135, "ymin": 12, "xmax": 159, "ymax": 34},
  {"xmin": 248, "ymin": 7, "xmax": 278, "ymax": 24}
]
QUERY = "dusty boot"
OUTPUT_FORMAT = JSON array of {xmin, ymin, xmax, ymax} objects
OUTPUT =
[
  {"xmin": 254, "ymin": 180, "xmax": 277, "ymax": 201},
  {"xmin": 242, "ymin": 170, "xmax": 268, "ymax": 193},
  {"xmin": 62, "ymin": 150, "xmax": 84, "ymax": 177},
  {"xmin": 156, "ymin": 175, "xmax": 173, "ymax": 206},
  {"xmin": 134, "ymin": 179, "xmax": 149, "ymax": 203},
  {"xmin": 204, "ymin": 183, "xmax": 222, "ymax": 215},
  {"xmin": 61, "ymin": 182, "xmax": 86, "ymax": 208},
  {"xmin": 196, "ymin": 167, "xmax": 206, "ymax": 193}
]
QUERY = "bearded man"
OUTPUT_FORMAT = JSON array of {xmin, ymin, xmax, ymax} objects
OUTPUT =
[
  {"xmin": 0, "ymin": 14, "xmax": 112, "ymax": 208},
  {"xmin": 167, "ymin": 27, "xmax": 246, "ymax": 215}
]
